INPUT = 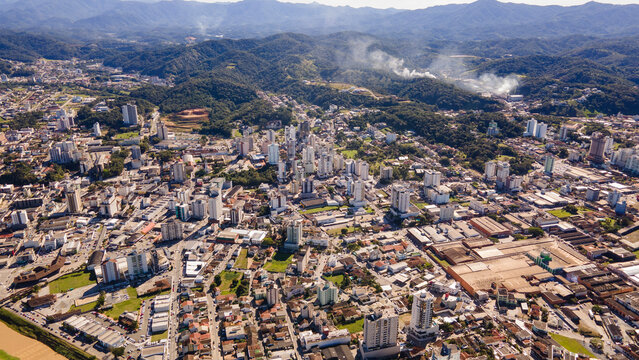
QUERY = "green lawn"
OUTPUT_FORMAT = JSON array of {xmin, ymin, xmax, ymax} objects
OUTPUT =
[
  {"xmin": 151, "ymin": 330, "xmax": 168, "ymax": 342},
  {"xmin": 327, "ymin": 226, "xmax": 361, "ymax": 236},
  {"xmin": 104, "ymin": 287, "xmax": 168, "ymax": 320},
  {"xmin": 49, "ymin": 271, "xmax": 95, "ymax": 293},
  {"xmin": 550, "ymin": 333, "xmax": 595, "ymax": 357},
  {"xmin": 300, "ymin": 205, "xmax": 340, "ymax": 215},
  {"xmin": 341, "ymin": 150, "xmax": 358, "ymax": 159},
  {"xmin": 548, "ymin": 209, "xmax": 572, "ymax": 219},
  {"xmin": 263, "ymin": 252, "xmax": 294, "ymax": 273},
  {"xmin": 412, "ymin": 202, "xmax": 428, "ymax": 210},
  {"xmin": 69, "ymin": 301, "xmax": 98, "ymax": 313},
  {"xmin": 234, "ymin": 249, "xmax": 249, "ymax": 269},
  {"xmin": 324, "ymin": 275, "xmax": 344, "ymax": 287},
  {"xmin": 0, "ymin": 350, "xmax": 19, "ymax": 360},
  {"xmin": 219, "ymin": 271, "xmax": 243, "ymax": 295},
  {"xmin": 114, "ymin": 131, "xmax": 138, "ymax": 140},
  {"xmin": 337, "ymin": 318, "xmax": 364, "ymax": 333}
]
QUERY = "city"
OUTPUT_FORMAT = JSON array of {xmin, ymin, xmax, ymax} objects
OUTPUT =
[{"xmin": 1, "ymin": 2, "xmax": 639, "ymax": 360}]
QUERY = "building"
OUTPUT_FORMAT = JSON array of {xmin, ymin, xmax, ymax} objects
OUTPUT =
[
  {"xmin": 175, "ymin": 203, "xmax": 190, "ymax": 221},
  {"xmin": 102, "ymin": 259, "xmax": 124, "ymax": 283},
  {"xmin": 266, "ymin": 284, "xmax": 279, "ymax": 307},
  {"xmin": 122, "ymin": 103, "xmax": 138, "ymax": 125},
  {"xmin": 161, "ymin": 220, "xmax": 184, "ymax": 241},
  {"xmin": 381, "ymin": 166, "xmax": 393, "ymax": 181},
  {"xmin": 49, "ymin": 141, "xmax": 80, "ymax": 164},
  {"xmin": 524, "ymin": 118, "xmax": 537, "ymax": 137},
  {"xmin": 191, "ymin": 198, "xmax": 208, "ymax": 220},
  {"xmin": 391, "ymin": 185, "xmax": 410, "ymax": 214},
  {"xmin": 361, "ymin": 310, "xmax": 400, "ymax": 359},
  {"xmin": 93, "ymin": 122, "xmax": 101, "ymax": 137},
  {"xmin": 268, "ymin": 143, "xmax": 280, "ymax": 165},
  {"xmin": 407, "ymin": 291, "xmax": 438, "ymax": 347},
  {"xmin": 588, "ymin": 132, "xmax": 607, "ymax": 164},
  {"xmin": 496, "ymin": 161, "xmax": 510, "ymax": 189},
  {"xmin": 157, "ymin": 121, "xmax": 169, "ymax": 140},
  {"xmin": 469, "ymin": 216, "xmax": 512, "ymax": 238},
  {"xmin": 285, "ymin": 219, "xmax": 304, "ymax": 251},
  {"xmin": 208, "ymin": 193, "xmax": 223, "ymax": 222},
  {"xmin": 352, "ymin": 180, "xmax": 365, "ymax": 205},
  {"xmin": 66, "ymin": 186, "xmax": 83, "ymax": 214},
  {"xmin": 127, "ymin": 251, "xmax": 149, "ymax": 278},
  {"xmin": 171, "ymin": 162, "xmax": 185, "ymax": 183},
  {"xmin": 230, "ymin": 201, "xmax": 244, "ymax": 225},
  {"xmin": 424, "ymin": 170, "xmax": 441, "ymax": 188},
  {"xmin": 317, "ymin": 282, "xmax": 338, "ymax": 306},
  {"xmin": 11, "ymin": 210, "xmax": 29, "ymax": 228},
  {"xmin": 544, "ymin": 155, "xmax": 554, "ymax": 176},
  {"xmin": 484, "ymin": 161, "xmax": 497, "ymax": 182}
]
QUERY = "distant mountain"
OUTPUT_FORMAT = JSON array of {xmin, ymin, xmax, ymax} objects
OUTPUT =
[{"xmin": 2, "ymin": 0, "xmax": 639, "ymax": 41}]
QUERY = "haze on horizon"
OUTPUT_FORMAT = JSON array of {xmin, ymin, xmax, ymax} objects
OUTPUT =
[{"xmin": 189, "ymin": 0, "xmax": 639, "ymax": 10}]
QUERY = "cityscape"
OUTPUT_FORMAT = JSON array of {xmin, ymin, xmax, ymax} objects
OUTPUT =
[{"xmin": 1, "ymin": 1, "xmax": 639, "ymax": 360}]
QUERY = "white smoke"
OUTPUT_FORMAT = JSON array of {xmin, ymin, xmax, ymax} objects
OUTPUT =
[
  {"xmin": 343, "ymin": 38, "xmax": 436, "ymax": 79},
  {"xmin": 343, "ymin": 38, "xmax": 519, "ymax": 96},
  {"xmin": 426, "ymin": 52, "xmax": 519, "ymax": 96}
]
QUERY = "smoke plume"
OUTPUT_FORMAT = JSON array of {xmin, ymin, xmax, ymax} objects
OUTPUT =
[{"xmin": 343, "ymin": 38, "xmax": 519, "ymax": 96}]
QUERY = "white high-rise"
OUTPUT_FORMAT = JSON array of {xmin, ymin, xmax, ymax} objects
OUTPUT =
[
  {"xmin": 172, "ymin": 162, "xmax": 185, "ymax": 183},
  {"xmin": 191, "ymin": 198, "xmax": 208, "ymax": 220},
  {"xmin": 122, "ymin": 104, "xmax": 138, "ymax": 125},
  {"xmin": 93, "ymin": 122, "xmax": 101, "ymax": 137},
  {"xmin": 424, "ymin": 169, "xmax": 441, "ymax": 188},
  {"xmin": 126, "ymin": 251, "xmax": 149, "ymax": 278},
  {"xmin": 353, "ymin": 180, "xmax": 364, "ymax": 203},
  {"xmin": 484, "ymin": 161, "xmax": 497, "ymax": 182},
  {"xmin": 208, "ymin": 193, "xmax": 223, "ymax": 222},
  {"xmin": 407, "ymin": 291, "xmax": 438, "ymax": 346},
  {"xmin": 268, "ymin": 143, "xmax": 280, "ymax": 165},
  {"xmin": 66, "ymin": 187, "xmax": 83, "ymax": 214},
  {"xmin": 317, "ymin": 283, "xmax": 338, "ymax": 306},
  {"xmin": 285, "ymin": 219, "xmax": 303, "ymax": 251},
  {"xmin": 361, "ymin": 310, "xmax": 400, "ymax": 359},
  {"xmin": 391, "ymin": 185, "xmax": 410, "ymax": 214}
]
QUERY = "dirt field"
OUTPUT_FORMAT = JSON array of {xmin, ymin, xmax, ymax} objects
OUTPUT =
[
  {"xmin": 168, "ymin": 108, "xmax": 209, "ymax": 132},
  {"xmin": 0, "ymin": 321, "xmax": 66, "ymax": 360}
]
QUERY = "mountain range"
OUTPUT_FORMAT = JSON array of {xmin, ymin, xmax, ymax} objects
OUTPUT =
[{"xmin": 2, "ymin": 0, "xmax": 639, "ymax": 41}]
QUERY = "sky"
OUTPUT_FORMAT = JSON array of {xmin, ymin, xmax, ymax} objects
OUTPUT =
[{"xmin": 192, "ymin": 0, "xmax": 639, "ymax": 9}]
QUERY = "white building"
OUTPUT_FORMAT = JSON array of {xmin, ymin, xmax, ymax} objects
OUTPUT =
[
  {"xmin": 268, "ymin": 143, "xmax": 280, "ymax": 165},
  {"xmin": 126, "ymin": 251, "xmax": 149, "ymax": 278},
  {"xmin": 407, "ymin": 291, "xmax": 439, "ymax": 347},
  {"xmin": 423, "ymin": 170, "xmax": 441, "ymax": 188},
  {"xmin": 266, "ymin": 284, "xmax": 279, "ymax": 307},
  {"xmin": 161, "ymin": 220, "xmax": 184, "ymax": 241},
  {"xmin": 171, "ymin": 162, "xmax": 185, "ymax": 183},
  {"xmin": 191, "ymin": 198, "xmax": 208, "ymax": 220},
  {"xmin": 122, "ymin": 104, "xmax": 138, "ymax": 125},
  {"xmin": 391, "ymin": 185, "xmax": 410, "ymax": 214},
  {"xmin": 361, "ymin": 310, "xmax": 400, "ymax": 359},
  {"xmin": 285, "ymin": 219, "xmax": 303, "ymax": 251},
  {"xmin": 208, "ymin": 193, "xmax": 223, "ymax": 222},
  {"xmin": 317, "ymin": 283, "xmax": 338, "ymax": 306}
]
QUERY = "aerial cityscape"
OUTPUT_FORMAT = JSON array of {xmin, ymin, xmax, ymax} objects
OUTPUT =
[{"xmin": 2, "ymin": 1, "xmax": 639, "ymax": 360}]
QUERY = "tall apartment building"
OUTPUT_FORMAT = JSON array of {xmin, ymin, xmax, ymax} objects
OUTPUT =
[
  {"xmin": 361, "ymin": 310, "xmax": 400, "ymax": 359},
  {"xmin": 122, "ymin": 103, "xmax": 138, "ymax": 125}
]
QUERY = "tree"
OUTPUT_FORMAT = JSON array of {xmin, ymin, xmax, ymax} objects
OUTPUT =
[
  {"xmin": 95, "ymin": 291, "xmax": 106, "ymax": 308},
  {"xmin": 563, "ymin": 204, "xmax": 578, "ymax": 215},
  {"xmin": 214, "ymin": 274, "xmax": 222, "ymax": 287},
  {"xmin": 111, "ymin": 347, "xmax": 125, "ymax": 358},
  {"xmin": 528, "ymin": 227, "xmax": 544, "ymax": 238}
]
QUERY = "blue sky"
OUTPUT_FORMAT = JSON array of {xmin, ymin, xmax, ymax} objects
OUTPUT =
[{"xmin": 194, "ymin": 0, "xmax": 639, "ymax": 9}]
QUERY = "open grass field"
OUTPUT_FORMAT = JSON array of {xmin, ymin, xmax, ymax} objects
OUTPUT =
[
  {"xmin": 69, "ymin": 301, "xmax": 97, "ymax": 313},
  {"xmin": 219, "ymin": 271, "xmax": 243, "ymax": 295},
  {"xmin": 341, "ymin": 150, "xmax": 358, "ymax": 159},
  {"xmin": 114, "ymin": 131, "xmax": 138, "ymax": 140},
  {"xmin": 300, "ymin": 205, "xmax": 340, "ymax": 215},
  {"xmin": 324, "ymin": 274, "xmax": 344, "ymax": 287},
  {"xmin": 337, "ymin": 318, "xmax": 364, "ymax": 333},
  {"xmin": 234, "ymin": 249, "xmax": 249, "ymax": 269},
  {"xmin": 326, "ymin": 226, "xmax": 360, "ymax": 236},
  {"xmin": 150, "ymin": 330, "xmax": 167, "ymax": 342},
  {"xmin": 263, "ymin": 252, "xmax": 293, "ymax": 273},
  {"xmin": 48, "ymin": 271, "xmax": 94, "ymax": 294},
  {"xmin": 549, "ymin": 333, "xmax": 595, "ymax": 357},
  {"xmin": 104, "ymin": 287, "xmax": 168, "ymax": 320},
  {"xmin": 548, "ymin": 209, "xmax": 572, "ymax": 219}
]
